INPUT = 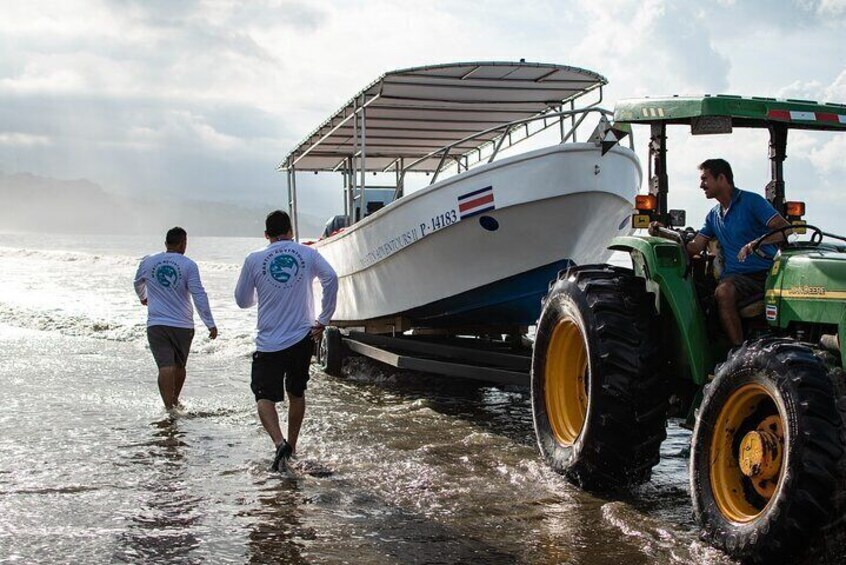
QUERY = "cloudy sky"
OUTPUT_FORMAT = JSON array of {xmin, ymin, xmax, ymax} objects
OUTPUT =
[{"xmin": 2, "ymin": 0, "xmax": 846, "ymax": 228}]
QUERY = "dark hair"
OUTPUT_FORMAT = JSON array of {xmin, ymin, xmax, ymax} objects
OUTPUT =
[
  {"xmin": 265, "ymin": 210, "xmax": 292, "ymax": 238},
  {"xmin": 165, "ymin": 226, "xmax": 187, "ymax": 246},
  {"xmin": 699, "ymin": 158, "xmax": 734, "ymax": 186}
]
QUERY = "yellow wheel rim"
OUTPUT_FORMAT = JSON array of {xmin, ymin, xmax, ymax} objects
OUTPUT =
[
  {"xmin": 710, "ymin": 383, "xmax": 785, "ymax": 523},
  {"xmin": 544, "ymin": 318, "xmax": 589, "ymax": 446}
]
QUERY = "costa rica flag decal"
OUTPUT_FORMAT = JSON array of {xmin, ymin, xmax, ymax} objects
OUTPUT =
[
  {"xmin": 766, "ymin": 304, "xmax": 777, "ymax": 321},
  {"xmin": 458, "ymin": 185, "xmax": 495, "ymax": 219}
]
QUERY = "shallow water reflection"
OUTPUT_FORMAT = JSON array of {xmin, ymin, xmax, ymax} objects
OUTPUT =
[
  {"xmin": 0, "ymin": 325, "xmax": 735, "ymax": 564},
  {"xmin": 117, "ymin": 420, "xmax": 200, "ymax": 563},
  {"xmin": 247, "ymin": 483, "xmax": 309, "ymax": 565}
]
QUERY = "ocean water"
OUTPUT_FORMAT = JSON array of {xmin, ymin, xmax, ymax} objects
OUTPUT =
[{"xmin": 0, "ymin": 233, "xmax": 735, "ymax": 564}]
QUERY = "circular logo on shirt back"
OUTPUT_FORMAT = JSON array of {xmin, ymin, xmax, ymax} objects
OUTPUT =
[
  {"xmin": 262, "ymin": 248, "xmax": 305, "ymax": 288},
  {"xmin": 269, "ymin": 253, "xmax": 300, "ymax": 283},
  {"xmin": 154, "ymin": 264, "xmax": 180, "ymax": 288}
]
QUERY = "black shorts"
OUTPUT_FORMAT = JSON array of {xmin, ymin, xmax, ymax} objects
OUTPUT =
[
  {"xmin": 250, "ymin": 335, "xmax": 314, "ymax": 402},
  {"xmin": 147, "ymin": 325, "xmax": 195, "ymax": 368},
  {"xmin": 725, "ymin": 270, "xmax": 768, "ymax": 304}
]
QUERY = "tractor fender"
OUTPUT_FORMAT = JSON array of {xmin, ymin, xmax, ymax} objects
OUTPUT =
[{"xmin": 608, "ymin": 235, "xmax": 714, "ymax": 386}]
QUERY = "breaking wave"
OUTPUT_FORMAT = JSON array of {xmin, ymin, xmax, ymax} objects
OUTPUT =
[
  {"xmin": 0, "ymin": 246, "xmax": 139, "ymax": 267},
  {"xmin": 0, "ymin": 301, "xmax": 258, "ymax": 361},
  {"xmin": 0, "ymin": 246, "xmax": 238, "ymax": 272},
  {"xmin": 0, "ymin": 301, "xmax": 146, "ymax": 342}
]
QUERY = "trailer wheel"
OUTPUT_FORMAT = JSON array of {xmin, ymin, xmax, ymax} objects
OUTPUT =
[
  {"xmin": 691, "ymin": 338, "xmax": 844, "ymax": 563},
  {"xmin": 531, "ymin": 264, "xmax": 666, "ymax": 489},
  {"xmin": 320, "ymin": 326, "xmax": 345, "ymax": 377}
]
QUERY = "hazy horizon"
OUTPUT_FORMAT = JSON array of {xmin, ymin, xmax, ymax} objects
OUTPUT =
[{"xmin": 0, "ymin": 171, "xmax": 329, "ymax": 239}]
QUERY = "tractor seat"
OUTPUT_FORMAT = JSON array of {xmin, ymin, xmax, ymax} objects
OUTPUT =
[{"xmin": 739, "ymin": 293, "xmax": 765, "ymax": 318}]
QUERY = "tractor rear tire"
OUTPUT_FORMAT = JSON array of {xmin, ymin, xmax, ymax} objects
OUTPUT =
[
  {"xmin": 806, "ymin": 358, "xmax": 846, "ymax": 564},
  {"xmin": 531, "ymin": 264, "xmax": 667, "ymax": 490},
  {"xmin": 691, "ymin": 338, "xmax": 845, "ymax": 564}
]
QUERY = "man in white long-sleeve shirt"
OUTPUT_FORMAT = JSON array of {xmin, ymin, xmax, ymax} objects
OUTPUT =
[
  {"xmin": 235, "ymin": 210, "xmax": 338, "ymax": 471},
  {"xmin": 134, "ymin": 227, "xmax": 218, "ymax": 410}
]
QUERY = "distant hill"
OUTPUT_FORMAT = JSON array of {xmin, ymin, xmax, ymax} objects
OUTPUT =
[{"xmin": 0, "ymin": 172, "xmax": 325, "ymax": 238}]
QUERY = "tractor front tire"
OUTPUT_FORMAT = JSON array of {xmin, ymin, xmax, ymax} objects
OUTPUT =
[
  {"xmin": 531, "ymin": 265, "xmax": 667, "ymax": 490},
  {"xmin": 691, "ymin": 338, "xmax": 844, "ymax": 564}
]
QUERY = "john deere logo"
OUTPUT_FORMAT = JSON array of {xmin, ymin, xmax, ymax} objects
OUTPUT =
[
  {"xmin": 155, "ymin": 265, "xmax": 179, "ymax": 288},
  {"xmin": 269, "ymin": 254, "xmax": 299, "ymax": 283}
]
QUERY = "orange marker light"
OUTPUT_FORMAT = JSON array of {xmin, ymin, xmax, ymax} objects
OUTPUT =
[
  {"xmin": 785, "ymin": 201, "xmax": 805, "ymax": 217},
  {"xmin": 635, "ymin": 194, "xmax": 657, "ymax": 211}
]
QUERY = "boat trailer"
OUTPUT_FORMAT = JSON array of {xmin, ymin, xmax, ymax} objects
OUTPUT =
[{"xmin": 321, "ymin": 329, "xmax": 530, "ymax": 386}]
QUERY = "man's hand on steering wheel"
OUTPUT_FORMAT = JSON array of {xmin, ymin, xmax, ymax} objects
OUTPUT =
[
  {"xmin": 740, "ymin": 224, "xmax": 810, "ymax": 262},
  {"xmin": 737, "ymin": 241, "xmax": 756, "ymax": 262},
  {"xmin": 647, "ymin": 221, "xmax": 664, "ymax": 237}
]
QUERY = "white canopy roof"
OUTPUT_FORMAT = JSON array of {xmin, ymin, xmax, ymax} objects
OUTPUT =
[{"xmin": 279, "ymin": 61, "xmax": 606, "ymax": 174}]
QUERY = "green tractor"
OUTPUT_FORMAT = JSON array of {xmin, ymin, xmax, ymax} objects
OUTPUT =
[{"xmin": 531, "ymin": 95, "xmax": 846, "ymax": 563}]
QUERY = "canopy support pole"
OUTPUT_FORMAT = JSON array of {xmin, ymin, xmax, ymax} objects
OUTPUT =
[
  {"xmin": 570, "ymin": 100, "xmax": 577, "ymax": 142},
  {"xmin": 558, "ymin": 105, "xmax": 565, "ymax": 142},
  {"xmin": 290, "ymin": 165, "xmax": 299, "ymax": 241},
  {"xmin": 342, "ymin": 167, "xmax": 349, "ymax": 219},
  {"xmin": 430, "ymin": 148, "xmax": 450, "ymax": 185},
  {"xmin": 359, "ymin": 93, "xmax": 368, "ymax": 215},
  {"xmin": 286, "ymin": 167, "xmax": 293, "ymax": 226},
  {"xmin": 396, "ymin": 158, "xmax": 404, "ymax": 198},
  {"xmin": 352, "ymin": 99, "xmax": 359, "ymax": 222},
  {"xmin": 488, "ymin": 125, "xmax": 511, "ymax": 163},
  {"xmin": 346, "ymin": 157, "xmax": 354, "ymax": 224}
]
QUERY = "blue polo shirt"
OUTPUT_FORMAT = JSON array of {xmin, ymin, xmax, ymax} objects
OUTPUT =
[{"xmin": 699, "ymin": 188, "xmax": 780, "ymax": 277}]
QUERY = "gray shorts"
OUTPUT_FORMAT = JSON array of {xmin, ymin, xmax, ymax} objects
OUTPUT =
[
  {"xmin": 147, "ymin": 325, "xmax": 195, "ymax": 368},
  {"xmin": 724, "ymin": 270, "xmax": 769, "ymax": 304}
]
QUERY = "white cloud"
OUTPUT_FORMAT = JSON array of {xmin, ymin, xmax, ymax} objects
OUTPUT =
[
  {"xmin": 0, "ymin": 2, "xmax": 123, "ymax": 39},
  {"xmin": 808, "ymin": 135, "xmax": 846, "ymax": 173},
  {"xmin": 771, "ymin": 66, "xmax": 846, "ymax": 102},
  {"xmin": 567, "ymin": 0, "xmax": 731, "ymax": 99},
  {"xmin": 776, "ymin": 79, "xmax": 829, "ymax": 101},
  {"xmin": 123, "ymin": 110, "xmax": 259, "ymax": 155},
  {"xmin": 1, "ymin": 0, "xmax": 319, "ymax": 109},
  {"xmin": 0, "ymin": 133, "xmax": 52, "ymax": 147},
  {"xmin": 822, "ymin": 68, "xmax": 846, "ymax": 101},
  {"xmin": 817, "ymin": 0, "xmax": 846, "ymax": 17}
]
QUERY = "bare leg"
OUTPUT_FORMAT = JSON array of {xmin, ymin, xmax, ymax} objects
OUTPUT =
[
  {"xmin": 714, "ymin": 280, "xmax": 743, "ymax": 346},
  {"xmin": 173, "ymin": 365, "xmax": 187, "ymax": 405},
  {"xmin": 256, "ymin": 399, "xmax": 284, "ymax": 446},
  {"xmin": 157, "ymin": 366, "xmax": 178, "ymax": 409},
  {"xmin": 287, "ymin": 394, "xmax": 306, "ymax": 453}
]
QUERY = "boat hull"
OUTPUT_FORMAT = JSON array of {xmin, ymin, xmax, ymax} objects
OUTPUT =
[{"xmin": 314, "ymin": 142, "xmax": 641, "ymax": 329}]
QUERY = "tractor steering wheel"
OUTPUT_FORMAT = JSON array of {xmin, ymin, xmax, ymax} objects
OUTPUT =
[{"xmin": 749, "ymin": 224, "xmax": 825, "ymax": 259}]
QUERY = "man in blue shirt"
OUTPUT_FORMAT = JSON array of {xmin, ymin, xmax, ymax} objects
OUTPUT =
[{"xmin": 652, "ymin": 159, "xmax": 790, "ymax": 346}]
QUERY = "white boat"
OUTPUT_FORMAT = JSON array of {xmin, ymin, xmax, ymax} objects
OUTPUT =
[{"xmin": 279, "ymin": 62, "xmax": 641, "ymax": 333}]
